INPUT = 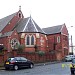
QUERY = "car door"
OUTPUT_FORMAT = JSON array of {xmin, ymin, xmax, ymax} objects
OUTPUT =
[
  {"xmin": 20, "ymin": 57, "xmax": 29, "ymax": 67},
  {"xmin": 15, "ymin": 57, "xmax": 23, "ymax": 67}
]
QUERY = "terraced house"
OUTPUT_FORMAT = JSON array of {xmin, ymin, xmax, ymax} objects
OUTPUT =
[{"xmin": 0, "ymin": 7, "xmax": 69, "ymax": 61}]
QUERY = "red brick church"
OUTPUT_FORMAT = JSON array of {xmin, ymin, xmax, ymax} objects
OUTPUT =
[{"xmin": 0, "ymin": 7, "xmax": 69, "ymax": 61}]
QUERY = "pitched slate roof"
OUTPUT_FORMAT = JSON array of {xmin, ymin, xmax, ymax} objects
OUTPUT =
[
  {"xmin": 15, "ymin": 16, "xmax": 45, "ymax": 33},
  {"xmin": 42, "ymin": 25, "xmax": 63, "ymax": 34},
  {"xmin": 0, "ymin": 31, "xmax": 13, "ymax": 38},
  {"xmin": 0, "ymin": 12, "xmax": 17, "ymax": 32}
]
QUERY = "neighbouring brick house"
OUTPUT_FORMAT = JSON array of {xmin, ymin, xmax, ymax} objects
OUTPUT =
[{"xmin": 0, "ymin": 7, "xmax": 69, "ymax": 61}]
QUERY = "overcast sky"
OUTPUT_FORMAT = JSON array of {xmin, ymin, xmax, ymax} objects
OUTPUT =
[{"xmin": 0, "ymin": 0, "xmax": 75, "ymax": 51}]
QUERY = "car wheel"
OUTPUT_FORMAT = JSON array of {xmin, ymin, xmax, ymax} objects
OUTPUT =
[
  {"xmin": 71, "ymin": 70, "xmax": 74, "ymax": 74},
  {"xmin": 29, "ymin": 64, "xmax": 33, "ymax": 68},
  {"xmin": 14, "ymin": 65, "xmax": 19, "ymax": 70}
]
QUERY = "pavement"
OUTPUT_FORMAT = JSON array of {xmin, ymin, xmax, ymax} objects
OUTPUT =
[
  {"xmin": 34, "ymin": 61, "xmax": 63, "ymax": 66},
  {"xmin": 0, "ymin": 61, "xmax": 63, "ymax": 70}
]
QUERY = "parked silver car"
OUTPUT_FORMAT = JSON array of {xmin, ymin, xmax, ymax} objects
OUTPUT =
[{"xmin": 65, "ymin": 55, "xmax": 75, "ymax": 62}]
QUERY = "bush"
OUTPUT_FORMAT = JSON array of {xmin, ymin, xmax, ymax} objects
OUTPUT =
[
  {"xmin": 17, "ymin": 44, "xmax": 25, "ymax": 53},
  {"xmin": 0, "ymin": 50, "xmax": 2, "ymax": 53},
  {"xmin": 0, "ymin": 47, "xmax": 7, "ymax": 54},
  {"xmin": 37, "ymin": 51, "xmax": 45, "ymax": 56}
]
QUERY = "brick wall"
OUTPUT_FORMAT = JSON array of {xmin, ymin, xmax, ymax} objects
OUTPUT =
[
  {"xmin": 20, "ymin": 33, "xmax": 48, "ymax": 52},
  {"xmin": 12, "ymin": 50, "xmax": 56, "ymax": 63}
]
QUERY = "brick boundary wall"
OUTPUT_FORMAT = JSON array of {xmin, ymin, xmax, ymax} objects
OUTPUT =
[{"xmin": 0, "ymin": 50, "xmax": 57, "ymax": 65}]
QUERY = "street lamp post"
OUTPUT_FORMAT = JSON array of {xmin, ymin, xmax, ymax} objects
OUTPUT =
[
  {"xmin": 71, "ymin": 35, "xmax": 73, "ymax": 55},
  {"xmin": 68, "ymin": 26, "xmax": 74, "ymax": 55}
]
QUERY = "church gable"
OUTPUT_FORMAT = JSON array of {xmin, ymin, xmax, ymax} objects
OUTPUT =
[
  {"xmin": 15, "ymin": 16, "xmax": 45, "ymax": 33},
  {"xmin": 61, "ymin": 24, "xmax": 68, "ymax": 36},
  {"xmin": 0, "ymin": 10, "xmax": 24, "ymax": 34}
]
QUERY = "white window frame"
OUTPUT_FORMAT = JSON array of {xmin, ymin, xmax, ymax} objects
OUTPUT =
[
  {"xmin": 31, "ymin": 35, "xmax": 35, "ymax": 45},
  {"xmin": 25, "ymin": 35, "xmax": 35, "ymax": 47},
  {"xmin": 25, "ymin": 35, "xmax": 30, "ymax": 46},
  {"xmin": 57, "ymin": 36, "xmax": 60, "ymax": 43}
]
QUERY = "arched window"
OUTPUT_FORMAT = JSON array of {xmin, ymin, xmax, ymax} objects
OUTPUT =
[
  {"xmin": 26, "ymin": 35, "xmax": 30, "ymax": 45},
  {"xmin": 31, "ymin": 35, "xmax": 34, "ymax": 45},
  {"xmin": 25, "ymin": 35, "xmax": 35, "ymax": 46}
]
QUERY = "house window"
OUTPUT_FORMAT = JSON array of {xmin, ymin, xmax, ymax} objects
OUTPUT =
[
  {"xmin": 18, "ymin": 12, "xmax": 22, "ymax": 18},
  {"xmin": 10, "ymin": 38, "xmax": 20, "ymax": 49},
  {"xmin": 19, "ymin": 13, "xmax": 21, "ymax": 17},
  {"xmin": 26, "ymin": 35, "xmax": 30, "ymax": 45},
  {"xmin": 25, "ymin": 35, "xmax": 35, "ymax": 46},
  {"xmin": 31, "ymin": 35, "xmax": 35, "ymax": 45},
  {"xmin": 57, "ymin": 36, "xmax": 60, "ymax": 43}
]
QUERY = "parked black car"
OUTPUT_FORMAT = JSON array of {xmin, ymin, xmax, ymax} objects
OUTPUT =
[
  {"xmin": 4, "ymin": 57, "xmax": 34, "ymax": 70},
  {"xmin": 70, "ymin": 58, "xmax": 75, "ymax": 74}
]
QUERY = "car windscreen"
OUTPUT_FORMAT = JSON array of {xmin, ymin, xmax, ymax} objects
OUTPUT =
[{"xmin": 7, "ymin": 58, "xmax": 15, "ymax": 61}]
